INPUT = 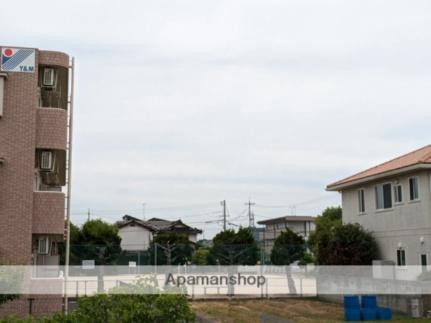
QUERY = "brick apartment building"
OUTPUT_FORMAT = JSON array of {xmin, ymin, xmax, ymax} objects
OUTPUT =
[{"xmin": 0, "ymin": 46, "xmax": 71, "ymax": 316}]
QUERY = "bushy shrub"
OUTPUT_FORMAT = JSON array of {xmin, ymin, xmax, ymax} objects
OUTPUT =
[
  {"xmin": 298, "ymin": 252, "xmax": 314, "ymax": 266},
  {"xmin": 191, "ymin": 248, "xmax": 209, "ymax": 265},
  {"xmin": 270, "ymin": 228, "xmax": 306, "ymax": 265},
  {"xmin": 317, "ymin": 223, "xmax": 378, "ymax": 265},
  {"xmin": 0, "ymin": 316, "xmax": 33, "ymax": 323},
  {"xmin": 1, "ymin": 276, "xmax": 195, "ymax": 323},
  {"xmin": 208, "ymin": 228, "xmax": 259, "ymax": 265}
]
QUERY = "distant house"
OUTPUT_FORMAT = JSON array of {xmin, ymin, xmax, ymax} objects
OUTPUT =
[
  {"xmin": 326, "ymin": 144, "xmax": 431, "ymax": 267},
  {"xmin": 196, "ymin": 239, "xmax": 213, "ymax": 248},
  {"xmin": 257, "ymin": 215, "xmax": 316, "ymax": 256},
  {"xmin": 251, "ymin": 227, "xmax": 265, "ymax": 243},
  {"xmin": 116, "ymin": 215, "xmax": 202, "ymax": 251}
]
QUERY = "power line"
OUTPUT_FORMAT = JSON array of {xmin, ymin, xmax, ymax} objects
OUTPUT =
[
  {"xmin": 254, "ymin": 195, "xmax": 335, "ymax": 209},
  {"xmin": 70, "ymin": 195, "xmax": 335, "ymax": 216},
  {"xmin": 72, "ymin": 209, "xmax": 221, "ymax": 219},
  {"xmin": 228, "ymin": 208, "xmax": 249, "ymax": 222},
  {"xmin": 70, "ymin": 202, "xmax": 220, "ymax": 215}
]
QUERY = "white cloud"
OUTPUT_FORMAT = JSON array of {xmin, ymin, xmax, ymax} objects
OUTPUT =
[{"xmin": 2, "ymin": 0, "xmax": 430, "ymax": 236}]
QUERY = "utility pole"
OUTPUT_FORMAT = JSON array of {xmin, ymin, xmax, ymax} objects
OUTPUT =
[
  {"xmin": 64, "ymin": 57, "xmax": 75, "ymax": 314},
  {"xmin": 142, "ymin": 203, "xmax": 146, "ymax": 220},
  {"xmin": 221, "ymin": 200, "xmax": 227, "ymax": 231},
  {"xmin": 87, "ymin": 209, "xmax": 91, "ymax": 221},
  {"xmin": 245, "ymin": 200, "xmax": 256, "ymax": 228}
]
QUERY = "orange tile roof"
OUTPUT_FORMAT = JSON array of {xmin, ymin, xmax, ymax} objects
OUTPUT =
[{"xmin": 327, "ymin": 145, "xmax": 431, "ymax": 190}]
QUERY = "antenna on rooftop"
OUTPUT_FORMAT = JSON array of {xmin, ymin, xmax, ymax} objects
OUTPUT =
[{"xmin": 142, "ymin": 203, "xmax": 146, "ymax": 220}]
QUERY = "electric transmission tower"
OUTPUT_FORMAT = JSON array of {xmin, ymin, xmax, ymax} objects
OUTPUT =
[{"xmin": 245, "ymin": 200, "xmax": 255, "ymax": 228}]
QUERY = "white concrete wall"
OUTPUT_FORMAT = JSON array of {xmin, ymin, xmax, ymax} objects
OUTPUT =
[
  {"xmin": 264, "ymin": 221, "xmax": 315, "ymax": 240},
  {"xmin": 188, "ymin": 234, "xmax": 197, "ymax": 243},
  {"xmin": 118, "ymin": 226, "xmax": 152, "ymax": 251},
  {"xmin": 341, "ymin": 170, "xmax": 431, "ymax": 265},
  {"xmin": 119, "ymin": 225, "xmax": 199, "ymax": 250}
]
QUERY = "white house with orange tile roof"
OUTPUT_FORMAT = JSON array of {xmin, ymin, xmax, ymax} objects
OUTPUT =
[{"xmin": 327, "ymin": 145, "xmax": 431, "ymax": 268}]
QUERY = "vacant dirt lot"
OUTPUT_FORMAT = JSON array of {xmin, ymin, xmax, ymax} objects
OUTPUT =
[{"xmin": 191, "ymin": 298, "xmax": 430, "ymax": 323}]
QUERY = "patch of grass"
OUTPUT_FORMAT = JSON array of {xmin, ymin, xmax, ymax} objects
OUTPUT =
[{"xmin": 190, "ymin": 298, "xmax": 431, "ymax": 323}]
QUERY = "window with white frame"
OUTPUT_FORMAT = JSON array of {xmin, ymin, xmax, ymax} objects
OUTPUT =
[
  {"xmin": 409, "ymin": 177, "xmax": 419, "ymax": 200},
  {"xmin": 397, "ymin": 248, "xmax": 406, "ymax": 266},
  {"xmin": 375, "ymin": 183, "xmax": 392, "ymax": 209},
  {"xmin": 358, "ymin": 189, "xmax": 365, "ymax": 213},
  {"xmin": 393, "ymin": 184, "xmax": 402, "ymax": 203}
]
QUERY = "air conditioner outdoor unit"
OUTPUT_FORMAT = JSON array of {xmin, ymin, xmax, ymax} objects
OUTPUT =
[
  {"xmin": 42, "ymin": 68, "xmax": 56, "ymax": 87},
  {"xmin": 37, "ymin": 236, "xmax": 50, "ymax": 255},
  {"xmin": 40, "ymin": 151, "xmax": 53, "ymax": 171}
]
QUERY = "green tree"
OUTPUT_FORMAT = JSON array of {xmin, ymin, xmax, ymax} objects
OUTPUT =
[
  {"xmin": 191, "ymin": 248, "xmax": 209, "ymax": 265},
  {"xmin": 307, "ymin": 206, "xmax": 342, "ymax": 258},
  {"xmin": 59, "ymin": 222, "xmax": 81, "ymax": 265},
  {"xmin": 317, "ymin": 223, "xmax": 378, "ymax": 265},
  {"xmin": 149, "ymin": 233, "xmax": 193, "ymax": 265},
  {"xmin": 270, "ymin": 228, "xmax": 306, "ymax": 265},
  {"xmin": 208, "ymin": 228, "xmax": 258, "ymax": 265},
  {"xmin": 62, "ymin": 220, "xmax": 122, "ymax": 265}
]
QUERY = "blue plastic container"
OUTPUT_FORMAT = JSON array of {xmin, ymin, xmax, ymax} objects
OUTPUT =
[
  {"xmin": 376, "ymin": 307, "xmax": 392, "ymax": 320},
  {"xmin": 344, "ymin": 308, "xmax": 361, "ymax": 321},
  {"xmin": 361, "ymin": 308, "xmax": 377, "ymax": 321},
  {"xmin": 361, "ymin": 295, "xmax": 377, "ymax": 309},
  {"xmin": 344, "ymin": 295, "xmax": 360, "ymax": 309}
]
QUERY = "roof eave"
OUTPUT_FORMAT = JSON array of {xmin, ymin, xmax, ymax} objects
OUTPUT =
[
  {"xmin": 257, "ymin": 217, "xmax": 316, "ymax": 225},
  {"xmin": 326, "ymin": 163, "xmax": 431, "ymax": 191},
  {"xmin": 117, "ymin": 220, "xmax": 156, "ymax": 232}
]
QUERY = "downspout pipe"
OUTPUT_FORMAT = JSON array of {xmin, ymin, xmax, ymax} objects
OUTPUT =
[{"xmin": 0, "ymin": 72, "xmax": 8, "ymax": 118}]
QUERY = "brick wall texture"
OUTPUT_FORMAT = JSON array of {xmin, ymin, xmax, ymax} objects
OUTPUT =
[
  {"xmin": 36, "ymin": 108, "xmax": 67, "ymax": 150},
  {"xmin": 39, "ymin": 51, "xmax": 69, "ymax": 68},
  {"xmin": 32, "ymin": 192, "xmax": 66, "ymax": 234},
  {"xmin": 0, "ymin": 47, "xmax": 69, "ymax": 317},
  {"xmin": 0, "ymin": 296, "xmax": 63, "ymax": 319},
  {"xmin": 0, "ymin": 53, "xmax": 38, "ymax": 264}
]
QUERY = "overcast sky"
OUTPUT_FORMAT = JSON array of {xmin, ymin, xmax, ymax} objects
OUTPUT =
[{"xmin": 3, "ymin": 0, "xmax": 431, "ymax": 237}]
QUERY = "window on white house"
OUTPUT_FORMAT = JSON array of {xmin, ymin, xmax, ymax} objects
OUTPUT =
[
  {"xmin": 375, "ymin": 183, "xmax": 392, "ymax": 209},
  {"xmin": 358, "ymin": 189, "xmax": 365, "ymax": 213},
  {"xmin": 421, "ymin": 254, "xmax": 427, "ymax": 271},
  {"xmin": 409, "ymin": 177, "xmax": 419, "ymax": 200},
  {"xmin": 397, "ymin": 249, "xmax": 406, "ymax": 266},
  {"xmin": 394, "ymin": 184, "xmax": 402, "ymax": 203}
]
